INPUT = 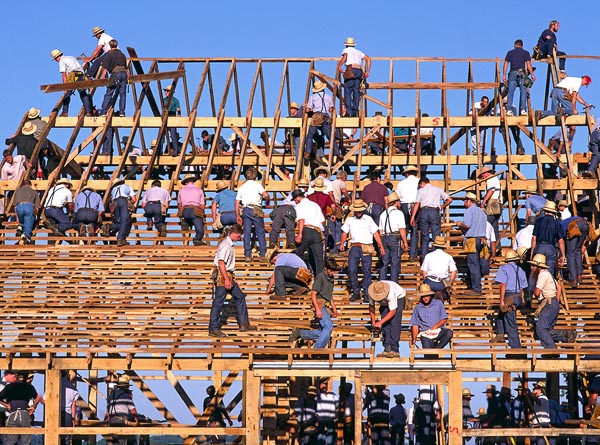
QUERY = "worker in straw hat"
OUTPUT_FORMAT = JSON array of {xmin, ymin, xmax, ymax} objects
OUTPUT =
[
  {"xmin": 367, "ymin": 280, "xmax": 406, "ymax": 358},
  {"xmin": 141, "ymin": 179, "xmax": 170, "ymax": 237},
  {"xmin": 530, "ymin": 199, "xmax": 565, "ymax": 275},
  {"xmin": 477, "ymin": 166, "xmax": 502, "ymax": 248},
  {"xmin": 161, "ymin": 84, "xmax": 181, "ymax": 156},
  {"xmin": 177, "ymin": 174, "xmax": 206, "ymax": 246},
  {"xmin": 50, "ymin": 49, "xmax": 95, "ymax": 117},
  {"xmin": 531, "ymin": 381, "xmax": 551, "ymax": 437},
  {"xmin": 529, "ymin": 253, "xmax": 576, "ymax": 349},
  {"xmin": 286, "ymin": 100, "xmax": 304, "ymax": 158},
  {"xmin": 410, "ymin": 284, "xmax": 453, "ymax": 350},
  {"xmin": 457, "ymin": 191, "xmax": 488, "ymax": 296},
  {"xmin": 106, "ymin": 374, "xmax": 140, "ymax": 438},
  {"xmin": 336, "ymin": 37, "xmax": 371, "ymax": 118},
  {"xmin": 26, "ymin": 107, "xmax": 47, "ymax": 140},
  {"xmin": 378, "ymin": 191, "xmax": 408, "ymax": 283},
  {"xmin": 84, "ymin": 26, "xmax": 116, "ymax": 79},
  {"xmin": 492, "ymin": 249, "xmax": 527, "ymax": 348},
  {"xmin": 303, "ymin": 80, "xmax": 339, "ymax": 166},
  {"xmin": 420, "ymin": 235, "xmax": 457, "ymax": 302},
  {"xmin": 212, "ymin": 179, "xmax": 237, "ymax": 231},
  {"xmin": 4, "ymin": 122, "xmax": 37, "ymax": 163},
  {"xmin": 340, "ymin": 199, "xmax": 385, "ymax": 302},
  {"xmin": 43, "ymin": 178, "xmax": 74, "ymax": 237}
]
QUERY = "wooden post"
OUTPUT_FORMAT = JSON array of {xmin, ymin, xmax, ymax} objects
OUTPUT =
[
  {"xmin": 447, "ymin": 371, "xmax": 463, "ymax": 445},
  {"xmin": 45, "ymin": 369, "xmax": 61, "ymax": 445},
  {"xmin": 244, "ymin": 371, "xmax": 261, "ymax": 445}
]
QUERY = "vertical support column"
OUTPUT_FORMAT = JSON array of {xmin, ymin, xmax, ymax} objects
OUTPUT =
[
  {"xmin": 88, "ymin": 370, "xmax": 98, "ymax": 445},
  {"xmin": 447, "ymin": 371, "xmax": 463, "ymax": 445},
  {"xmin": 354, "ymin": 374, "xmax": 363, "ymax": 445},
  {"xmin": 45, "ymin": 369, "xmax": 61, "ymax": 445},
  {"xmin": 244, "ymin": 371, "xmax": 261, "ymax": 445}
]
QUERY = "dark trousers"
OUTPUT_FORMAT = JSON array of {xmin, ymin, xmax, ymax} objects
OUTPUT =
[
  {"xmin": 74, "ymin": 208, "xmax": 99, "ymax": 229},
  {"xmin": 366, "ymin": 203, "xmax": 384, "ymax": 226},
  {"xmin": 588, "ymin": 130, "xmax": 600, "ymax": 173},
  {"xmin": 401, "ymin": 203, "xmax": 419, "ymax": 258},
  {"xmin": 208, "ymin": 282, "xmax": 250, "ymax": 331},
  {"xmin": 269, "ymin": 205, "xmax": 296, "ymax": 246},
  {"xmin": 566, "ymin": 220, "xmax": 588, "ymax": 282},
  {"xmin": 487, "ymin": 213, "xmax": 500, "ymax": 248},
  {"xmin": 417, "ymin": 207, "xmax": 441, "ymax": 260},
  {"xmin": 242, "ymin": 207, "xmax": 266, "ymax": 257},
  {"xmin": 62, "ymin": 88, "xmax": 93, "ymax": 115},
  {"xmin": 100, "ymin": 71, "xmax": 128, "ymax": 114},
  {"xmin": 423, "ymin": 277, "xmax": 449, "ymax": 301},
  {"xmin": 348, "ymin": 246, "xmax": 372, "ymax": 301},
  {"xmin": 466, "ymin": 237, "xmax": 483, "ymax": 292},
  {"xmin": 144, "ymin": 202, "xmax": 165, "ymax": 231},
  {"xmin": 534, "ymin": 243, "xmax": 558, "ymax": 275},
  {"xmin": 305, "ymin": 123, "xmax": 339, "ymax": 156},
  {"xmin": 496, "ymin": 294, "xmax": 522, "ymax": 348},
  {"xmin": 380, "ymin": 298, "xmax": 404, "ymax": 353},
  {"xmin": 110, "ymin": 197, "xmax": 132, "ymax": 240},
  {"xmin": 343, "ymin": 67, "xmax": 363, "ymax": 117},
  {"xmin": 296, "ymin": 227, "xmax": 324, "ymax": 275},
  {"xmin": 379, "ymin": 235, "xmax": 401, "ymax": 282},
  {"xmin": 540, "ymin": 42, "xmax": 566, "ymax": 71},
  {"xmin": 182, "ymin": 207, "xmax": 204, "ymax": 241},
  {"xmin": 274, "ymin": 266, "xmax": 302, "ymax": 296},
  {"xmin": 86, "ymin": 52, "xmax": 107, "ymax": 78},
  {"xmin": 536, "ymin": 299, "xmax": 563, "ymax": 348},
  {"xmin": 420, "ymin": 327, "xmax": 453, "ymax": 349},
  {"xmin": 45, "ymin": 207, "xmax": 73, "ymax": 232}
]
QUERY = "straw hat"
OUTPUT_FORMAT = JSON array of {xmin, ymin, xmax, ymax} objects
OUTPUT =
[
  {"xmin": 476, "ymin": 166, "xmax": 494, "ymax": 177},
  {"xmin": 290, "ymin": 102, "xmax": 300, "ymax": 110},
  {"xmin": 558, "ymin": 200, "xmax": 568, "ymax": 207},
  {"xmin": 112, "ymin": 178, "xmax": 125, "ymax": 187},
  {"xmin": 503, "ymin": 249, "xmax": 521, "ymax": 262},
  {"xmin": 216, "ymin": 180, "xmax": 229, "ymax": 191},
  {"xmin": 314, "ymin": 166, "xmax": 330, "ymax": 177},
  {"xmin": 267, "ymin": 248, "xmax": 279, "ymax": 263},
  {"xmin": 462, "ymin": 388, "xmax": 474, "ymax": 398},
  {"xmin": 368, "ymin": 281, "xmax": 390, "ymax": 302},
  {"xmin": 387, "ymin": 192, "xmax": 400, "ymax": 204},
  {"xmin": 116, "ymin": 375, "xmax": 132, "ymax": 387},
  {"xmin": 344, "ymin": 37, "xmax": 356, "ymax": 46},
  {"xmin": 417, "ymin": 283, "xmax": 436, "ymax": 297},
  {"xmin": 522, "ymin": 184, "xmax": 537, "ymax": 195},
  {"xmin": 150, "ymin": 139, "xmax": 157, "ymax": 147},
  {"xmin": 297, "ymin": 178, "xmax": 310, "ymax": 188},
  {"xmin": 27, "ymin": 108, "xmax": 41, "ymax": 119},
  {"xmin": 402, "ymin": 165, "xmax": 419, "ymax": 175},
  {"xmin": 92, "ymin": 26, "xmax": 105, "ymax": 36},
  {"xmin": 307, "ymin": 386, "xmax": 318, "ymax": 396},
  {"xmin": 483, "ymin": 384, "xmax": 498, "ymax": 394},
  {"xmin": 529, "ymin": 253, "xmax": 548, "ymax": 269},
  {"xmin": 163, "ymin": 85, "xmax": 172, "ymax": 92},
  {"xmin": 50, "ymin": 49, "xmax": 63, "ymax": 60},
  {"xmin": 21, "ymin": 122, "xmax": 36, "ymax": 136},
  {"xmin": 432, "ymin": 235, "xmax": 447, "ymax": 248},
  {"xmin": 312, "ymin": 177, "xmax": 327, "ymax": 191},
  {"xmin": 516, "ymin": 246, "xmax": 529, "ymax": 259},
  {"xmin": 228, "ymin": 133, "xmax": 237, "ymax": 142},
  {"xmin": 351, "ymin": 199, "xmax": 368, "ymax": 212},
  {"xmin": 464, "ymin": 191, "xmax": 479, "ymax": 203},
  {"xmin": 534, "ymin": 381, "xmax": 546, "ymax": 390},
  {"xmin": 56, "ymin": 178, "xmax": 72, "ymax": 187},
  {"xmin": 312, "ymin": 81, "xmax": 326, "ymax": 93},
  {"xmin": 80, "ymin": 185, "xmax": 95, "ymax": 193},
  {"xmin": 182, "ymin": 174, "xmax": 197, "ymax": 185},
  {"xmin": 542, "ymin": 200, "xmax": 559, "ymax": 213}
]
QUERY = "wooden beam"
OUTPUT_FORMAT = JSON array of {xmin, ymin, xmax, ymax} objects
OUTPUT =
[{"xmin": 368, "ymin": 82, "xmax": 498, "ymax": 90}]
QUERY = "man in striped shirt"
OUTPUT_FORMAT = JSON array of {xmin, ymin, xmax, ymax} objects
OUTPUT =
[{"xmin": 316, "ymin": 378, "xmax": 339, "ymax": 445}]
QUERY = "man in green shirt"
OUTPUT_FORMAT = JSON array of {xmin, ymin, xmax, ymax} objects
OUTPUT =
[{"xmin": 162, "ymin": 85, "xmax": 181, "ymax": 156}]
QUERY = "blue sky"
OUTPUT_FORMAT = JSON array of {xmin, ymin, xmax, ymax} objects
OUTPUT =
[{"xmin": 8, "ymin": 0, "xmax": 592, "ymax": 425}]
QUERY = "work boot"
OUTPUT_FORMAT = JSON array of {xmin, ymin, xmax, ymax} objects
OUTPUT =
[
  {"xmin": 117, "ymin": 239, "xmax": 128, "ymax": 247},
  {"xmin": 16, "ymin": 225, "xmax": 23, "ymax": 237},
  {"xmin": 209, "ymin": 329, "xmax": 228, "ymax": 338},
  {"xmin": 377, "ymin": 346, "xmax": 392, "ymax": 358},
  {"xmin": 492, "ymin": 334, "xmax": 505, "ymax": 343},
  {"xmin": 159, "ymin": 225, "xmax": 167, "ymax": 237},
  {"xmin": 288, "ymin": 327, "xmax": 301, "ymax": 344},
  {"xmin": 86, "ymin": 224, "xmax": 95, "ymax": 236},
  {"xmin": 565, "ymin": 330, "xmax": 577, "ymax": 344},
  {"xmin": 239, "ymin": 324, "xmax": 257, "ymax": 332}
]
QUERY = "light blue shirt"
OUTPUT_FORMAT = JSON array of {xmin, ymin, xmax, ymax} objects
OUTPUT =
[
  {"xmin": 307, "ymin": 91, "xmax": 333, "ymax": 116},
  {"xmin": 111, "ymin": 184, "xmax": 136, "ymax": 200},
  {"xmin": 415, "ymin": 183, "xmax": 449, "ymax": 208},
  {"xmin": 463, "ymin": 204, "xmax": 487, "ymax": 237},
  {"xmin": 74, "ymin": 190, "xmax": 105, "ymax": 212},
  {"xmin": 526, "ymin": 194, "xmax": 546, "ymax": 213},
  {"xmin": 410, "ymin": 298, "xmax": 448, "ymax": 331},
  {"xmin": 275, "ymin": 253, "xmax": 307, "ymax": 269},
  {"xmin": 215, "ymin": 189, "xmax": 237, "ymax": 212}
]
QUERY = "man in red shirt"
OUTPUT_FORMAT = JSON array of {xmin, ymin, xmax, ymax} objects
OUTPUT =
[
  {"xmin": 360, "ymin": 171, "xmax": 389, "ymax": 225},
  {"xmin": 308, "ymin": 177, "xmax": 335, "ymax": 218}
]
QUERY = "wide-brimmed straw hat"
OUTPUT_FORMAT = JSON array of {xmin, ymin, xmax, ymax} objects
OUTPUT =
[
  {"xmin": 307, "ymin": 386, "xmax": 318, "ymax": 396},
  {"xmin": 267, "ymin": 248, "xmax": 279, "ymax": 263},
  {"xmin": 432, "ymin": 235, "xmax": 447, "ymax": 248},
  {"xmin": 312, "ymin": 177, "xmax": 327, "ymax": 191},
  {"xmin": 542, "ymin": 200, "xmax": 559, "ymax": 213},
  {"xmin": 297, "ymin": 178, "xmax": 310, "ymax": 188},
  {"xmin": 368, "ymin": 281, "xmax": 390, "ymax": 302},
  {"xmin": 92, "ymin": 26, "xmax": 105, "ymax": 36},
  {"xmin": 503, "ymin": 249, "xmax": 521, "ymax": 262},
  {"xmin": 116, "ymin": 375, "xmax": 132, "ymax": 387},
  {"xmin": 56, "ymin": 178, "xmax": 72, "ymax": 187},
  {"xmin": 27, "ymin": 108, "xmax": 41, "ymax": 119},
  {"xmin": 228, "ymin": 133, "xmax": 237, "ymax": 142},
  {"xmin": 534, "ymin": 381, "xmax": 546, "ymax": 390},
  {"xmin": 80, "ymin": 185, "xmax": 95, "ymax": 193},
  {"xmin": 462, "ymin": 388, "xmax": 474, "ymax": 398},
  {"xmin": 476, "ymin": 166, "xmax": 494, "ymax": 177},
  {"xmin": 387, "ymin": 192, "xmax": 400, "ymax": 204},
  {"xmin": 344, "ymin": 37, "xmax": 356, "ymax": 46},
  {"xmin": 314, "ymin": 166, "xmax": 330, "ymax": 177},
  {"xmin": 50, "ymin": 49, "xmax": 63, "ymax": 60},
  {"xmin": 163, "ymin": 85, "xmax": 172, "ymax": 92},
  {"xmin": 522, "ymin": 184, "xmax": 537, "ymax": 195},
  {"xmin": 529, "ymin": 253, "xmax": 548, "ymax": 269},
  {"xmin": 557, "ymin": 200, "xmax": 568, "ymax": 207},
  {"xmin": 417, "ymin": 283, "xmax": 436, "ymax": 297},
  {"xmin": 402, "ymin": 165, "xmax": 419, "ymax": 175},
  {"xmin": 182, "ymin": 174, "xmax": 197, "ymax": 185},
  {"xmin": 351, "ymin": 199, "xmax": 368, "ymax": 212},
  {"xmin": 21, "ymin": 122, "xmax": 36, "ymax": 135},
  {"xmin": 216, "ymin": 180, "xmax": 229, "ymax": 191},
  {"xmin": 464, "ymin": 191, "xmax": 479, "ymax": 203},
  {"xmin": 313, "ymin": 81, "xmax": 326, "ymax": 93}
]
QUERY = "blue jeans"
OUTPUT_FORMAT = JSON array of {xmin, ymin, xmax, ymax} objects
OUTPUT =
[
  {"xmin": 417, "ymin": 207, "xmax": 441, "ymax": 260},
  {"xmin": 539, "ymin": 42, "xmax": 566, "ymax": 71},
  {"xmin": 44, "ymin": 207, "xmax": 72, "ymax": 233},
  {"xmin": 300, "ymin": 304, "xmax": 333, "ymax": 348},
  {"xmin": 379, "ymin": 235, "xmax": 401, "ymax": 282},
  {"xmin": 168, "ymin": 127, "xmax": 180, "ymax": 155},
  {"xmin": 506, "ymin": 70, "xmax": 528, "ymax": 114},
  {"xmin": 220, "ymin": 211, "xmax": 237, "ymax": 227},
  {"xmin": 242, "ymin": 206, "xmax": 266, "ymax": 257},
  {"xmin": 268, "ymin": 205, "xmax": 296, "ymax": 246},
  {"xmin": 144, "ymin": 202, "xmax": 165, "ymax": 231},
  {"xmin": 305, "ymin": 122, "xmax": 339, "ymax": 156},
  {"xmin": 542, "ymin": 88, "xmax": 573, "ymax": 118},
  {"xmin": 566, "ymin": 219, "xmax": 588, "ymax": 282},
  {"xmin": 348, "ymin": 246, "xmax": 372, "ymax": 301},
  {"xmin": 328, "ymin": 218, "xmax": 342, "ymax": 253},
  {"xmin": 496, "ymin": 293, "xmax": 522, "ymax": 348},
  {"xmin": 182, "ymin": 207, "xmax": 204, "ymax": 242},
  {"xmin": 380, "ymin": 298, "xmax": 404, "ymax": 353},
  {"xmin": 316, "ymin": 420, "xmax": 337, "ymax": 445},
  {"xmin": 100, "ymin": 71, "xmax": 128, "ymax": 114},
  {"xmin": 110, "ymin": 197, "xmax": 132, "ymax": 241},
  {"xmin": 588, "ymin": 130, "xmax": 600, "ymax": 173},
  {"xmin": 73, "ymin": 208, "xmax": 99, "ymax": 229},
  {"xmin": 16, "ymin": 202, "xmax": 35, "ymax": 237},
  {"xmin": 365, "ymin": 204, "xmax": 384, "ymax": 226},
  {"xmin": 343, "ymin": 67, "xmax": 363, "ymax": 117},
  {"xmin": 400, "ymin": 203, "xmax": 419, "ymax": 258},
  {"xmin": 536, "ymin": 299, "xmax": 562, "ymax": 349},
  {"xmin": 62, "ymin": 87, "xmax": 93, "ymax": 115},
  {"xmin": 466, "ymin": 238, "xmax": 482, "ymax": 292},
  {"xmin": 101, "ymin": 127, "xmax": 114, "ymax": 155},
  {"xmin": 420, "ymin": 327, "xmax": 453, "ymax": 349},
  {"xmin": 534, "ymin": 243, "xmax": 558, "ymax": 275},
  {"xmin": 208, "ymin": 282, "xmax": 250, "ymax": 331}
]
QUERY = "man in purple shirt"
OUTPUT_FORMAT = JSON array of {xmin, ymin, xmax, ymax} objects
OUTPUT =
[
  {"xmin": 142, "ymin": 180, "xmax": 171, "ymax": 237},
  {"xmin": 410, "ymin": 284, "xmax": 453, "ymax": 350},
  {"xmin": 265, "ymin": 250, "xmax": 310, "ymax": 300},
  {"xmin": 361, "ymin": 171, "xmax": 389, "ymax": 225},
  {"xmin": 177, "ymin": 174, "xmax": 205, "ymax": 245}
]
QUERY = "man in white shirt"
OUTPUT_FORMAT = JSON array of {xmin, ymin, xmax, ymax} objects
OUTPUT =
[
  {"xmin": 235, "ymin": 167, "xmax": 270, "ymax": 260},
  {"xmin": 44, "ymin": 178, "xmax": 74, "ymax": 236},
  {"xmin": 396, "ymin": 165, "xmax": 420, "ymax": 260},
  {"xmin": 557, "ymin": 200, "xmax": 572, "ymax": 220},
  {"xmin": 294, "ymin": 189, "xmax": 326, "ymax": 275},
  {"xmin": 420, "ymin": 236, "xmax": 457, "ymax": 302},
  {"xmin": 368, "ymin": 280, "xmax": 406, "ymax": 358},
  {"xmin": 478, "ymin": 166, "xmax": 502, "ymax": 251},
  {"xmin": 539, "ymin": 75, "xmax": 592, "ymax": 119},
  {"xmin": 378, "ymin": 192, "xmax": 408, "ymax": 282},
  {"xmin": 330, "ymin": 171, "xmax": 351, "ymax": 254},
  {"xmin": 514, "ymin": 215, "xmax": 536, "ymax": 251},
  {"xmin": 1, "ymin": 150, "xmax": 26, "ymax": 181},
  {"xmin": 50, "ymin": 49, "xmax": 95, "ymax": 117},
  {"xmin": 336, "ymin": 37, "xmax": 371, "ymax": 118},
  {"xmin": 85, "ymin": 26, "xmax": 117, "ymax": 79},
  {"xmin": 340, "ymin": 199, "xmax": 385, "ymax": 302}
]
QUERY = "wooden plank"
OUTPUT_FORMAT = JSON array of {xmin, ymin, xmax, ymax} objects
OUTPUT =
[
  {"xmin": 41, "ymin": 70, "xmax": 185, "ymax": 93},
  {"xmin": 368, "ymin": 82, "xmax": 499, "ymax": 90}
]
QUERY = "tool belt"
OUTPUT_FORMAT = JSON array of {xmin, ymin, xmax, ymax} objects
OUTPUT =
[
  {"xmin": 213, "ymin": 268, "xmax": 234, "ymax": 287},
  {"xmin": 484, "ymin": 198, "xmax": 502, "ymax": 217},
  {"xmin": 246, "ymin": 204, "xmax": 264, "ymax": 218},
  {"xmin": 295, "ymin": 267, "xmax": 312, "ymax": 286},
  {"xmin": 500, "ymin": 295, "xmax": 516, "ymax": 313},
  {"xmin": 352, "ymin": 242, "xmax": 375, "ymax": 255},
  {"xmin": 67, "ymin": 71, "xmax": 87, "ymax": 83},
  {"xmin": 310, "ymin": 112, "xmax": 329, "ymax": 127}
]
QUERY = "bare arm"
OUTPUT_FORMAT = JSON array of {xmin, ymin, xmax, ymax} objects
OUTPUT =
[
  {"xmin": 410, "ymin": 202, "xmax": 420, "ymax": 226},
  {"xmin": 440, "ymin": 197, "xmax": 453, "ymax": 210},
  {"xmin": 336, "ymin": 54, "xmax": 348, "ymax": 76},
  {"xmin": 363, "ymin": 55, "xmax": 371, "ymax": 78},
  {"xmin": 235, "ymin": 199, "xmax": 242, "ymax": 224},
  {"xmin": 212, "ymin": 200, "xmax": 218, "ymax": 221},
  {"xmin": 502, "ymin": 61, "xmax": 509, "ymax": 83}
]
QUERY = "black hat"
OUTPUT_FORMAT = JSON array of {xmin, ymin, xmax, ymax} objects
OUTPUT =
[{"xmin": 292, "ymin": 189, "xmax": 305, "ymax": 199}]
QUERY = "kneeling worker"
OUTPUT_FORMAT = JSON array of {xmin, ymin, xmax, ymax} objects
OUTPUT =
[
  {"xmin": 266, "ymin": 249, "xmax": 312, "ymax": 301},
  {"xmin": 368, "ymin": 280, "xmax": 406, "ymax": 358}
]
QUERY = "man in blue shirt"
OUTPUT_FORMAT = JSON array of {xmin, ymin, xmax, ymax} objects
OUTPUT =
[
  {"xmin": 107, "ymin": 178, "xmax": 137, "ymax": 246},
  {"xmin": 561, "ymin": 215, "xmax": 590, "ymax": 287},
  {"xmin": 457, "ymin": 192, "xmax": 487, "ymax": 295},
  {"xmin": 493, "ymin": 249, "xmax": 528, "ymax": 348},
  {"xmin": 531, "ymin": 200, "xmax": 565, "ymax": 275},
  {"xmin": 502, "ymin": 39, "xmax": 536, "ymax": 116},
  {"xmin": 303, "ymin": 81, "xmax": 339, "ymax": 165},
  {"xmin": 523, "ymin": 185, "xmax": 547, "ymax": 221},
  {"xmin": 74, "ymin": 186, "xmax": 105, "ymax": 238},
  {"xmin": 536, "ymin": 20, "xmax": 566, "ymax": 72},
  {"xmin": 266, "ymin": 250, "xmax": 310, "ymax": 300},
  {"xmin": 410, "ymin": 284, "xmax": 453, "ymax": 349}
]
